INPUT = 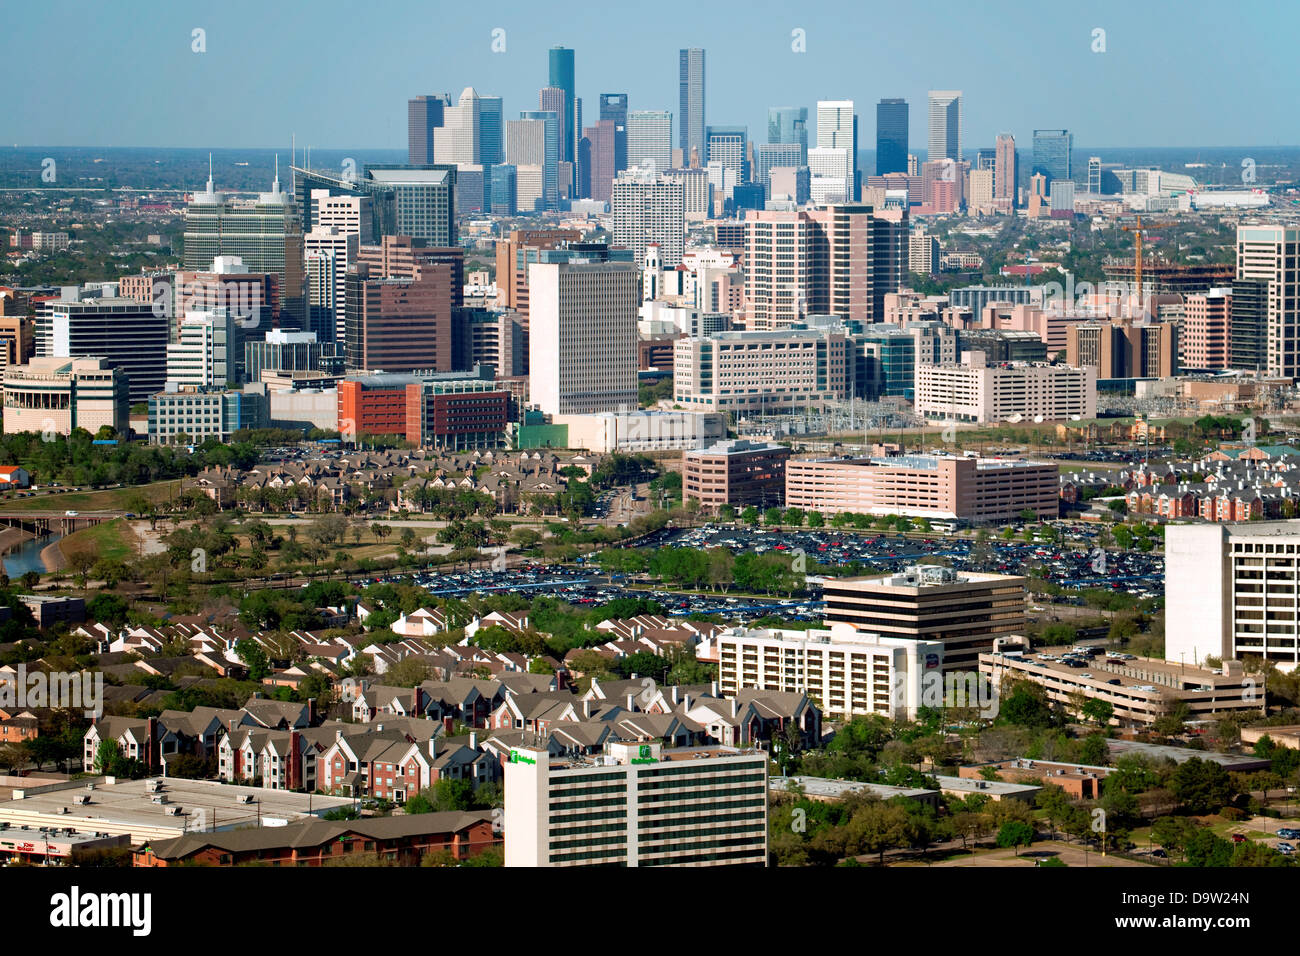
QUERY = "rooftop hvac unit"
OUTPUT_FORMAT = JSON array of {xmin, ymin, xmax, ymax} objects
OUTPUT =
[
  {"xmin": 73, "ymin": 794, "xmax": 90, "ymax": 805},
  {"xmin": 57, "ymin": 807, "xmax": 70, "ymax": 815},
  {"xmin": 164, "ymin": 806, "xmax": 184, "ymax": 816},
  {"xmin": 237, "ymin": 793, "xmax": 254, "ymax": 804},
  {"xmin": 150, "ymin": 794, "xmax": 168, "ymax": 805},
  {"xmin": 85, "ymin": 783, "xmax": 95, "ymax": 791}
]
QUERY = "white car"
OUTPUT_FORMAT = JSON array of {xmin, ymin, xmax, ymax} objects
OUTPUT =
[{"xmin": 64, "ymin": 510, "xmax": 79, "ymax": 517}]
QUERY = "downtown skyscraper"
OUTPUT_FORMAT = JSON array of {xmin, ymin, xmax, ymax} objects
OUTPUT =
[
  {"xmin": 1032, "ymin": 129, "xmax": 1073, "ymax": 184},
  {"xmin": 600, "ymin": 93, "xmax": 629, "ymax": 173},
  {"xmin": 768, "ymin": 106, "xmax": 808, "ymax": 161},
  {"xmin": 927, "ymin": 90, "xmax": 962, "ymax": 162},
  {"xmin": 875, "ymin": 98, "xmax": 908, "ymax": 174},
  {"xmin": 994, "ymin": 133, "xmax": 1017, "ymax": 208},
  {"xmin": 408, "ymin": 94, "xmax": 448, "ymax": 165},
  {"xmin": 678, "ymin": 48, "xmax": 706, "ymax": 164},
  {"xmin": 548, "ymin": 46, "xmax": 577, "ymax": 164}
]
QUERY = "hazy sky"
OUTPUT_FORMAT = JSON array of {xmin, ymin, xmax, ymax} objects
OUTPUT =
[{"xmin": 4, "ymin": 0, "xmax": 1296, "ymax": 150}]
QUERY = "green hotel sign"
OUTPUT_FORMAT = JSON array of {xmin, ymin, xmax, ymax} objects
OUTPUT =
[
  {"xmin": 509, "ymin": 750, "xmax": 536, "ymax": 765},
  {"xmin": 630, "ymin": 744, "xmax": 657, "ymax": 765}
]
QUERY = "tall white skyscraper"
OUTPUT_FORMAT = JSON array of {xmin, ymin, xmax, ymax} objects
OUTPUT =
[
  {"xmin": 434, "ymin": 87, "xmax": 481, "ymax": 165},
  {"xmin": 808, "ymin": 147, "xmax": 853, "ymax": 204},
  {"xmin": 1237, "ymin": 224, "xmax": 1300, "ymax": 377},
  {"xmin": 304, "ymin": 226, "xmax": 359, "ymax": 343},
  {"xmin": 626, "ymin": 110, "xmax": 673, "ymax": 173},
  {"xmin": 528, "ymin": 258, "xmax": 639, "ymax": 415},
  {"xmin": 612, "ymin": 170, "xmax": 687, "ymax": 267},
  {"xmin": 816, "ymin": 100, "xmax": 857, "ymax": 201},
  {"xmin": 928, "ymin": 90, "xmax": 962, "ymax": 163}
]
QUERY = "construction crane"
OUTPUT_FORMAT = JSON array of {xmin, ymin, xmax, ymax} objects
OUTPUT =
[{"xmin": 1121, "ymin": 216, "xmax": 1177, "ymax": 317}]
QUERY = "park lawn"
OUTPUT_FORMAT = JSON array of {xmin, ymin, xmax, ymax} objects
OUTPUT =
[
  {"xmin": 0, "ymin": 481, "xmax": 178, "ymax": 514},
  {"xmin": 59, "ymin": 517, "xmax": 136, "ymax": 563}
]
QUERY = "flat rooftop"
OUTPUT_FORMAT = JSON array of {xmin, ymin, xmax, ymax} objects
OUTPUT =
[
  {"xmin": 548, "ymin": 745, "xmax": 765, "ymax": 770},
  {"xmin": 0, "ymin": 777, "xmax": 352, "ymax": 844},
  {"xmin": 1106, "ymin": 739, "xmax": 1272, "ymax": 771},
  {"xmin": 933, "ymin": 774, "xmax": 1042, "ymax": 797},
  {"xmin": 771, "ymin": 775, "xmax": 936, "ymax": 801}
]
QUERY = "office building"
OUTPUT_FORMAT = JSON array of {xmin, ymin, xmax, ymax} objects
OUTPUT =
[
  {"xmin": 682, "ymin": 439, "xmax": 792, "ymax": 509},
  {"xmin": 955, "ymin": 328, "xmax": 1047, "ymax": 364},
  {"xmin": 479, "ymin": 95, "xmax": 504, "ymax": 165},
  {"xmin": 311, "ymin": 189, "xmax": 373, "ymax": 244},
  {"xmin": 434, "ymin": 87, "xmax": 481, "ymax": 165},
  {"xmin": 246, "ymin": 330, "xmax": 341, "ymax": 383},
  {"xmin": 362, "ymin": 165, "xmax": 457, "ymax": 245},
  {"xmin": 548, "ymin": 46, "xmax": 576, "ymax": 163},
  {"xmin": 1064, "ymin": 318, "xmax": 1179, "ymax": 379},
  {"xmin": 674, "ymin": 328, "xmax": 850, "ymax": 413},
  {"xmin": 909, "ymin": 229, "xmax": 940, "ymax": 276},
  {"xmin": 1166, "ymin": 521, "xmax": 1300, "ymax": 671},
  {"xmin": 717, "ymin": 622, "xmax": 944, "ymax": 720},
  {"xmin": 166, "ymin": 310, "xmax": 239, "ymax": 389},
  {"xmin": 489, "ymin": 164, "xmax": 517, "ymax": 216},
  {"xmin": 678, "ymin": 48, "xmax": 706, "ymax": 162},
  {"xmin": 1230, "ymin": 277, "xmax": 1269, "ymax": 372},
  {"xmin": 170, "ymin": 256, "xmax": 278, "ymax": 338},
  {"xmin": 626, "ymin": 110, "xmax": 673, "ymax": 173},
  {"xmin": 539, "ymin": 87, "xmax": 570, "ymax": 192},
  {"xmin": 663, "ymin": 167, "xmax": 712, "ymax": 222},
  {"xmin": 2, "ymin": 357, "xmax": 129, "ymax": 437},
  {"xmin": 344, "ymin": 237, "xmax": 460, "ymax": 373},
  {"xmin": 705, "ymin": 126, "xmax": 748, "ymax": 183},
  {"xmin": 1087, "ymin": 155, "xmax": 1102, "ymax": 195},
  {"xmin": 785, "ymin": 454, "xmax": 1059, "ymax": 523},
  {"xmin": 815, "ymin": 100, "xmax": 857, "ymax": 199},
  {"xmin": 183, "ymin": 165, "xmax": 304, "ymax": 328},
  {"xmin": 504, "ymin": 738, "xmax": 767, "ymax": 868},
  {"xmin": 528, "ymin": 255, "xmax": 638, "ymax": 414},
  {"xmin": 1237, "ymin": 225, "xmax": 1300, "ymax": 378},
  {"xmin": 599, "ymin": 93, "xmax": 629, "ymax": 174},
  {"xmin": 47, "ymin": 297, "xmax": 169, "ymax": 402},
  {"xmin": 824, "ymin": 565, "xmax": 1027, "ymax": 672},
  {"xmin": 915, "ymin": 353, "xmax": 1097, "ymax": 424},
  {"xmin": 1180, "ymin": 287, "xmax": 1227, "ymax": 369},
  {"xmin": 753, "ymin": 144, "xmax": 803, "ymax": 199},
  {"xmin": 768, "ymin": 165, "xmax": 810, "ymax": 204},
  {"xmin": 580, "ymin": 119, "xmax": 617, "ymax": 203},
  {"xmin": 148, "ymin": 384, "xmax": 269, "ymax": 445},
  {"xmin": 994, "ymin": 134, "xmax": 1017, "ymax": 208},
  {"xmin": 876, "ymin": 98, "xmax": 908, "ymax": 175},
  {"xmin": 304, "ymin": 225, "xmax": 359, "ymax": 344},
  {"xmin": 968, "ymin": 168, "xmax": 994, "ymax": 210},
  {"xmin": 408, "ymin": 94, "xmax": 448, "ymax": 165},
  {"xmin": 515, "ymin": 111, "xmax": 560, "ymax": 208},
  {"xmin": 1031, "ymin": 129, "xmax": 1073, "ymax": 184},
  {"xmin": 612, "ymin": 171, "xmax": 687, "ymax": 267},
  {"xmin": 767, "ymin": 106, "xmax": 808, "ymax": 160},
  {"xmin": 927, "ymin": 91, "xmax": 962, "ymax": 163}
]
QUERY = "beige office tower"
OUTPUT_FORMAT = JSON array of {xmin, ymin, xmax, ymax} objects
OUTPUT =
[
  {"xmin": 311, "ymin": 189, "xmax": 373, "ymax": 244},
  {"xmin": 612, "ymin": 171, "xmax": 686, "ymax": 267},
  {"xmin": 823, "ymin": 565, "xmax": 1026, "ymax": 672},
  {"xmin": 528, "ymin": 258, "xmax": 638, "ymax": 414},
  {"xmin": 1237, "ymin": 225, "xmax": 1300, "ymax": 377},
  {"xmin": 434, "ymin": 87, "xmax": 481, "ymax": 165}
]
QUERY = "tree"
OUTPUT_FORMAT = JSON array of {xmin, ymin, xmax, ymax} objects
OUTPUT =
[
  {"xmin": 996, "ymin": 820, "xmax": 1035, "ymax": 856},
  {"xmin": 235, "ymin": 639, "xmax": 271, "ymax": 681},
  {"xmin": 1081, "ymin": 698, "xmax": 1114, "ymax": 727},
  {"xmin": 1170, "ymin": 757, "xmax": 1235, "ymax": 814},
  {"xmin": 740, "ymin": 506, "xmax": 759, "ymax": 527}
]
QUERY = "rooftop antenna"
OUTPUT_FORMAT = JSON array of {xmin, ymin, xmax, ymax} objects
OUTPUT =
[{"xmin": 206, "ymin": 152, "xmax": 214, "ymax": 193}]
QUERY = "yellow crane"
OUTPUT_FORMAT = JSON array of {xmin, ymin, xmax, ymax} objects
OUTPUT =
[{"xmin": 1121, "ymin": 216, "xmax": 1177, "ymax": 317}]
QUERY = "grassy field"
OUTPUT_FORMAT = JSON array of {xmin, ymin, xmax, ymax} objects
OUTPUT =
[
  {"xmin": 59, "ymin": 517, "xmax": 137, "ymax": 562},
  {"xmin": 0, "ymin": 481, "xmax": 180, "ymax": 514}
]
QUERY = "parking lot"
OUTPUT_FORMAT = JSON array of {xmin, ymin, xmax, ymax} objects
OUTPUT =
[
  {"xmin": 360, "ymin": 564, "xmax": 824, "ymax": 623},
  {"xmin": 634, "ymin": 524, "xmax": 1164, "ymax": 599}
]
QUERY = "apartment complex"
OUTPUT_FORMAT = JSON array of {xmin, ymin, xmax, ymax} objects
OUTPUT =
[
  {"xmin": 784, "ymin": 454, "xmax": 1059, "ymax": 522},
  {"xmin": 611, "ymin": 171, "xmax": 686, "ymax": 267},
  {"xmin": 673, "ymin": 328, "xmax": 850, "ymax": 413},
  {"xmin": 2, "ymin": 357, "xmax": 130, "ymax": 437},
  {"xmin": 504, "ymin": 739, "xmax": 767, "ymax": 867},
  {"xmin": 716, "ymin": 621, "xmax": 944, "ymax": 720},
  {"xmin": 914, "ymin": 353, "xmax": 1096, "ymax": 424},
  {"xmin": 682, "ymin": 439, "xmax": 792, "ymax": 510},
  {"xmin": 1166, "ymin": 521, "xmax": 1300, "ymax": 671},
  {"xmin": 823, "ymin": 566, "xmax": 1027, "ymax": 672}
]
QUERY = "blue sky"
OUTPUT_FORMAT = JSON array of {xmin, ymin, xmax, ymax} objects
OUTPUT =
[{"xmin": 2, "ymin": 0, "xmax": 1295, "ymax": 150}]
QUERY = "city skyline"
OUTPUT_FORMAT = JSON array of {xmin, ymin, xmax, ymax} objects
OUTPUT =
[{"xmin": 3, "ymin": 0, "xmax": 1296, "ymax": 151}]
